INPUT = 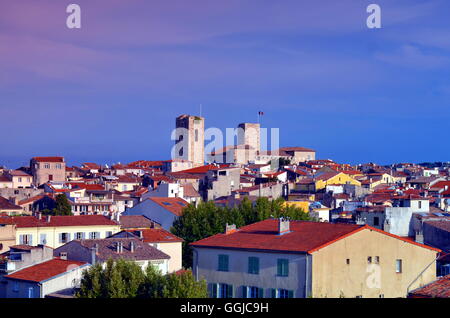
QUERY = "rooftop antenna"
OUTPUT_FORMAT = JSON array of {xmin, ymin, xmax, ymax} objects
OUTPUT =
[{"xmin": 199, "ymin": 104, "xmax": 202, "ymax": 117}]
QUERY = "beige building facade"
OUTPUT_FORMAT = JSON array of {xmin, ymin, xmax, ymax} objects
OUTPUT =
[{"xmin": 174, "ymin": 115, "xmax": 205, "ymax": 167}]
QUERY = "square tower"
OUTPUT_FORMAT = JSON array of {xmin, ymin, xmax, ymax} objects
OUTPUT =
[
  {"xmin": 237, "ymin": 123, "xmax": 260, "ymax": 153},
  {"xmin": 175, "ymin": 115, "xmax": 205, "ymax": 167}
]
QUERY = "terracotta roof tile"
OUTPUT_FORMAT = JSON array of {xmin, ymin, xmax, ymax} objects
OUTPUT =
[{"xmin": 5, "ymin": 258, "xmax": 87, "ymax": 282}]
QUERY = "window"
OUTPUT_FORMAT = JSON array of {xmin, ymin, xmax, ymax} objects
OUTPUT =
[
  {"xmin": 247, "ymin": 286, "xmax": 263, "ymax": 298},
  {"xmin": 218, "ymin": 284, "xmax": 233, "ymax": 298},
  {"xmin": 19, "ymin": 234, "xmax": 32, "ymax": 245},
  {"xmin": 373, "ymin": 217, "xmax": 379, "ymax": 226},
  {"xmin": 106, "ymin": 231, "xmax": 113, "ymax": 238},
  {"xmin": 418, "ymin": 201, "xmax": 422, "ymax": 209},
  {"xmin": 75, "ymin": 232, "xmax": 85, "ymax": 240},
  {"xmin": 396, "ymin": 259, "xmax": 402, "ymax": 273},
  {"xmin": 248, "ymin": 257, "xmax": 259, "ymax": 275},
  {"xmin": 90, "ymin": 232, "xmax": 100, "ymax": 239},
  {"xmin": 272, "ymin": 289, "xmax": 294, "ymax": 298},
  {"xmin": 44, "ymin": 163, "xmax": 50, "ymax": 169},
  {"xmin": 368, "ymin": 256, "xmax": 372, "ymax": 264},
  {"xmin": 59, "ymin": 233, "xmax": 70, "ymax": 244},
  {"xmin": 18, "ymin": 177, "xmax": 22, "ymax": 182},
  {"xmin": 209, "ymin": 283, "xmax": 233, "ymax": 298},
  {"xmin": 375, "ymin": 256, "xmax": 380, "ymax": 264},
  {"xmin": 218, "ymin": 254, "xmax": 229, "ymax": 272},
  {"xmin": 56, "ymin": 164, "xmax": 62, "ymax": 169},
  {"xmin": 40, "ymin": 234, "xmax": 47, "ymax": 245},
  {"xmin": 277, "ymin": 259, "xmax": 289, "ymax": 277},
  {"xmin": 346, "ymin": 259, "xmax": 350, "ymax": 265},
  {"xmin": 219, "ymin": 171, "xmax": 227, "ymax": 176}
]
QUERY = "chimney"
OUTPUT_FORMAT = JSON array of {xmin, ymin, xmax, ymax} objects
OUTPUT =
[
  {"xmin": 90, "ymin": 247, "xmax": 97, "ymax": 265},
  {"xmin": 46, "ymin": 215, "xmax": 51, "ymax": 223},
  {"xmin": 59, "ymin": 252, "xmax": 67, "ymax": 260},
  {"xmin": 415, "ymin": 231, "xmax": 424, "ymax": 244},
  {"xmin": 225, "ymin": 223, "xmax": 237, "ymax": 235},
  {"xmin": 130, "ymin": 241, "xmax": 135, "ymax": 253},
  {"xmin": 116, "ymin": 241, "xmax": 123, "ymax": 253},
  {"xmin": 278, "ymin": 217, "xmax": 290, "ymax": 235}
]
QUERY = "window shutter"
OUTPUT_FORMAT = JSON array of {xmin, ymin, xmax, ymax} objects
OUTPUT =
[
  {"xmin": 271, "ymin": 289, "xmax": 277, "ymax": 298},
  {"xmin": 241, "ymin": 286, "xmax": 247, "ymax": 298},
  {"xmin": 96, "ymin": 232, "xmax": 101, "ymax": 239},
  {"xmin": 59, "ymin": 233, "xmax": 63, "ymax": 243},
  {"xmin": 258, "ymin": 288, "xmax": 264, "ymax": 298},
  {"xmin": 209, "ymin": 283, "xmax": 218, "ymax": 298},
  {"xmin": 277, "ymin": 260, "xmax": 281, "ymax": 276},
  {"xmin": 67, "ymin": 233, "xmax": 71, "ymax": 241},
  {"xmin": 227, "ymin": 285, "xmax": 233, "ymax": 298},
  {"xmin": 29, "ymin": 235, "xmax": 33, "ymax": 246},
  {"xmin": 19, "ymin": 235, "xmax": 24, "ymax": 245},
  {"xmin": 82, "ymin": 232, "xmax": 86, "ymax": 239},
  {"xmin": 288, "ymin": 290, "xmax": 294, "ymax": 298}
]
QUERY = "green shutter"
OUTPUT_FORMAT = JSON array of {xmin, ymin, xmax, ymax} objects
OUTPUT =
[
  {"xmin": 218, "ymin": 255, "xmax": 229, "ymax": 271},
  {"xmin": 271, "ymin": 288, "xmax": 277, "ymax": 298},
  {"xmin": 277, "ymin": 259, "xmax": 289, "ymax": 276},
  {"xmin": 227, "ymin": 285, "xmax": 233, "ymax": 298},
  {"xmin": 241, "ymin": 286, "xmax": 247, "ymax": 298},
  {"xmin": 209, "ymin": 283, "xmax": 218, "ymax": 298},
  {"xmin": 249, "ymin": 257, "xmax": 259, "ymax": 274}
]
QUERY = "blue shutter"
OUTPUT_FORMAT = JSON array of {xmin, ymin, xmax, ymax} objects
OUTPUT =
[
  {"xmin": 59, "ymin": 233, "xmax": 63, "ymax": 243},
  {"xmin": 19, "ymin": 235, "xmax": 24, "ymax": 245},
  {"xmin": 29, "ymin": 235, "xmax": 33, "ymax": 246},
  {"xmin": 82, "ymin": 232, "xmax": 86, "ymax": 239}
]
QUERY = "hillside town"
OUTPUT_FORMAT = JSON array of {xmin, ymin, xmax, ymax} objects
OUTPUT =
[{"xmin": 0, "ymin": 114, "xmax": 449, "ymax": 298}]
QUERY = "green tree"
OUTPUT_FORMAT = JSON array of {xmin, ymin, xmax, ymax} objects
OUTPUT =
[
  {"xmin": 76, "ymin": 259, "xmax": 208, "ymax": 298},
  {"xmin": 171, "ymin": 196, "xmax": 310, "ymax": 268},
  {"xmin": 51, "ymin": 193, "xmax": 72, "ymax": 216},
  {"xmin": 76, "ymin": 259, "xmax": 145, "ymax": 298}
]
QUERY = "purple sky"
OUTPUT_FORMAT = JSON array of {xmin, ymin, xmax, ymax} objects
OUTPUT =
[{"xmin": 1, "ymin": 0, "xmax": 450, "ymax": 168}]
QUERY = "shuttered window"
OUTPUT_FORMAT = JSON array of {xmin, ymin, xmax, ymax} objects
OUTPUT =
[
  {"xmin": 248, "ymin": 257, "xmax": 259, "ymax": 275},
  {"xmin": 218, "ymin": 254, "xmax": 229, "ymax": 272},
  {"xmin": 277, "ymin": 259, "xmax": 289, "ymax": 277}
]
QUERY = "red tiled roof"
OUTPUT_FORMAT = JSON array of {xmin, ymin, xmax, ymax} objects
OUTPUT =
[
  {"xmin": 5, "ymin": 215, "xmax": 118, "ymax": 228},
  {"xmin": 32, "ymin": 157, "xmax": 64, "ymax": 163},
  {"xmin": 409, "ymin": 275, "xmax": 450, "ymax": 298},
  {"xmin": 0, "ymin": 196, "xmax": 22, "ymax": 210},
  {"xmin": 127, "ymin": 228, "xmax": 183, "ymax": 243},
  {"xmin": 176, "ymin": 164, "xmax": 231, "ymax": 174},
  {"xmin": 147, "ymin": 197, "xmax": 189, "ymax": 216},
  {"xmin": 191, "ymin": 219, "xmax": 441, "ymax": 253},
  {"xmin": 5, "ymin": 258, "xmax": 87, "ymax": 283}
]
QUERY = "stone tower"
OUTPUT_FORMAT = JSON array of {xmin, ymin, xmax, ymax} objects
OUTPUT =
[
  {"xmin": 237, "ymin": 123, "xmax": 260, "ymax": 153},
  {"xmin": 175, "ymin": 114, "xmax": 205, "ymax": 167}
]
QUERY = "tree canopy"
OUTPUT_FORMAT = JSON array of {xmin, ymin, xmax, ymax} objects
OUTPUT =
[
  {"xmin": 76, "ymin": 259, "xmax": 208, "ymax": 298},
  {"xmin": 42, "ymin": 194, "xmax": 72, "ymax": 216},
  {"xmin": 171, "ymin": 197, "xmax": 311, "ymax": 268}
]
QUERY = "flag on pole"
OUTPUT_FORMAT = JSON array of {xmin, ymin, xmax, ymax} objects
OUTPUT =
[{"xmin": 258, "ymin": 111, "xmax": 264, "ymax": 116}]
